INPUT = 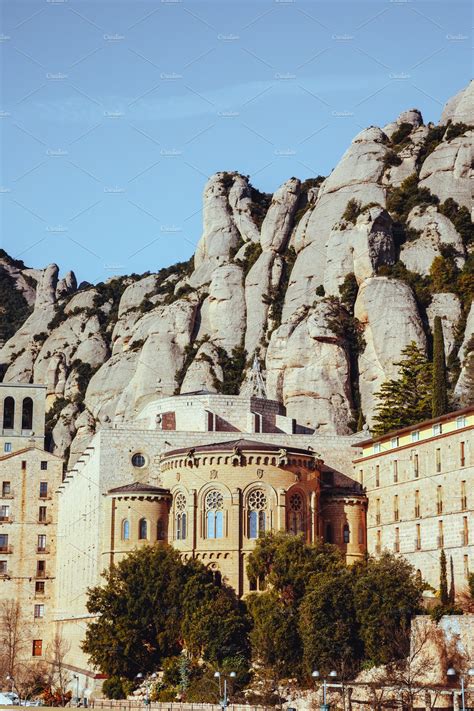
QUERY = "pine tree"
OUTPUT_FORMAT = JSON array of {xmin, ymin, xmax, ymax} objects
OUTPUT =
[
  {"xmin": 439, "ymin": 549, "xmax": 449, "ymax": 605},
  {"xmin": 449, "ymin": 556, "xmax": 455, "ymax": 604},
  {"xmin": 432, "ymin": 316, "xmax": 448, "ymax": 417},
  {"xmin": 372, "ymin": 342, "xmax": 432, "ymax": 435}
]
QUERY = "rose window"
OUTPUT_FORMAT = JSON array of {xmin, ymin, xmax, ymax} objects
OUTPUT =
[
  {"xmin": 205, "ymin": 490, "xmax": 224, "ymax": 510},
  {"xmin": 248, "ymin": 490, "xmax": 267, "ymax": 511},
  {"xmin": 175, "ymin": 493, "xmax": 186, "ymax": 512},
  {"xmin": 289, "ymin": 493, "xmax": 303, "ymax": 512}
]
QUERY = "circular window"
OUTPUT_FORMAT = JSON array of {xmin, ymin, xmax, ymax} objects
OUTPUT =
[
  {"xmin": 205, "ymin": 490, "xmax": 224, "ymax": 510},
  {"xmin": 289, "ymin": 493, "xmax": 303, "ymax": 512},
  {"xmin": 248, "ymin": 489, "xmax": 267, "ymax": 511},
  {"xmin": 175, "ymin": 492, "xmax": 186, "ymax": 511},
  {"xmin": 131, "ymin": 453, "xmax": 146, "ymax": 468}
]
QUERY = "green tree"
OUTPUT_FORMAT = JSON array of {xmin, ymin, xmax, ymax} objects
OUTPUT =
[
  {"xmin": 430, "ymin": 254, "xmax": 459, "ymax": 293},
  {"xmin": 460, "ymin": 335, "xmax": 474, "ymax": 406},
  {"xmin": 449, "ymin": 556, "xmax": 455, "ymax": 604},
  {"xmin": 439, "ymin": 549, "xmax": 449, "ymax": 605},
  {"xmin": 372, "ymin": 342, "xmax": 432, "ymax": 435},
  {"xmin": 432, "ymin": 316, "xmax": 448, "ymax": 417},
  {"xmin": 353, "ymin": 553, "xmax": 424, "ymax": 667},
  {"xmin": 82, "ymin": 545, "xmax": 250, "ymax": 679},
  {"xmin": 247, "ymin": 590, "xmax": 302, "ymax": 677},
  {"xmin": 299, "ymin": 567, "xmax": 362, "ymax": 678}
]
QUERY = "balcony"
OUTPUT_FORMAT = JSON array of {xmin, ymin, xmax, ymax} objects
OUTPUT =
[
  {"xmin": 36, "ymin": 546, "xmax": 50, "ymax": 555},
  {"xmin": 0, "ymin": 545, "xmax": 13, "ymax": 554},
  {"xmin": 1, "ymin": 491, "xmax": 14, "ymax": 500}
]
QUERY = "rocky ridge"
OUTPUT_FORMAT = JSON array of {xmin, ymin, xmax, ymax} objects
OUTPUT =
[{"xmin": 0, "ymin": 81, "xmax": 473, "ymax": 465}]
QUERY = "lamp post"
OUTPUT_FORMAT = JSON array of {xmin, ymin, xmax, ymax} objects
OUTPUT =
[
  {"xmin": 447, "ymin": 668, "xmax": 474, "ymax": 711},
  {"xmin": 72, "ymin": 674, "xmax": 80, "ymax": 705},
  {"xmin": 214, "ymin": 671, "xmax": 236, "ymax": 710},
  {"xmin": 312, "ymin": 670, "xmax": 337, "ymax": 711}
]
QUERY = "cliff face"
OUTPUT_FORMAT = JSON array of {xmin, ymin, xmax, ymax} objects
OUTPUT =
[{"xmin": 1, "ymin": 81, "xmax": 473, "ymax": 464}]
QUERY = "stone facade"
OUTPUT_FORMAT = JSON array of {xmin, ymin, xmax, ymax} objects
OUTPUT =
[
  {"xmin": 353, "ymin": 407, "xmax": 474, "ymax": 591},
  {"xmin": 0, "ymin": 384, "xmax": 63, "ymax": 667}
]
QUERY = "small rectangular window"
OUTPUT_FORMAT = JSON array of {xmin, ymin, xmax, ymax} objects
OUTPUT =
[
  {"xmin": 375, "ymin": 465, "xmax": 380, "ymax": 488},
  {"xmin": 457, "ymin": 416, "xmax": 467, "ymax": 429},
  {"xmin": 0, "ymin": 506, "xmax": 9, "ymax": 521},
  {"xmin": 393, "ymin": 460, "xmax": 398, "ymax": 483},
  {"xmin": 34, "ymin": 604, "xmax": 44, "ymax": 619},
  {"xmin": 413, "ymin": 453, "xmax": 419, "ymax": 478},
  {"xmin": 359, "ymin": 469, "xmax": 363, "ymax": 486},
  {"xmin": 21, "ymin": 461, "xmax": 26, "ymax": 471},
  {"xmin": 435, "ymin": 448, "xmax": 441, "ymax": 473},
  {"xmin": 38, "ymin": 507, "xmax": 47, "ymax": 523},
  {"xmin": 36, "ymin": 561, "xmax": 46, "ymax": 577},
  {"xmin": 0, "ymin": 561, "xmax": 7, "ymax": 575},
  {"xmin": 39, "ymin": 482, "xmax": 48, "ymax": 498},
  {"xmin": 463, "ymin": 516, "xmax": 469, "ymax": 546},
  {"xmin": 416, "ymin": 524, "xmax": 421, "ymax": 550},
  {"xmin": 1, "ymin": 482, "xmax": 10, "ymax": 496},
  {"xmin": 0, "ymin": 534, "xmax": 8, "ymax": 552},
  {"xmin": 391, "ymin": 437, "xmax": 399, "ymax": 448},
  {"xmin": 376, "ymin": 498, "xmax": 381, "ymax": 526},
  {"xmin": 37, "ymin": 535, "xmax": 46, "ymax": 552},
  {"xmin": 35, "ymin": 581, "xmax": 45, "ymax": 594},
  {"xmin": 394, "ymin": 527, "xmax": 400, "ymax": 553},
  {"xmin": 411, "ymin": 431, "xmax": 420, "ymax": 442},
  {"xmin": 433, "ymin": 423, "xmax": 442, "ymax": 436},
  {"xmin": 3, "ymin": 443, "xmax": 11, "ymax": 453},
  {"xmin": 393, "ymin": 495, "xmax": 399, "ymax": 522},
  {"xmin": 373, "ymin": 442, "xmax": 381, "ymax": 454},
  {"xmin": 437, "ymin": 486, "xmax": 443, "ymax": 515},
  {"xmin": 40, "ymin": 461, "xmax": 48, "ymax": 471},
  {"xmin": 461, "ymin": 481, "xmax": 467, "ymax": 511},
  {"xmin": 415, "ymin": 490, "xmax": 420, "ymax": 518},
  {"xmin": 460, "ymin": 441, "xmax": 466, "ymax": 467},
  {"xmin": 438, "ymin": 520, "xmax": 444, "ymax": 548},
  {"xmin": 32, "ymin": 640, "xmax": 42, "ymax": 657}
]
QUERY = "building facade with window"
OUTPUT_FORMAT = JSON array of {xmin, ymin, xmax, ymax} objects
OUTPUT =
[
  {"xmin": 0, "ymin": 383, "xmax": 47, "ymax": 452},
  {"xmin": 0, "ymin": 429, "xmax": 63, "ymax": 666},
  {"xmin": 353, "ymin": 407, "xmax": 474, "ymax": 591}
]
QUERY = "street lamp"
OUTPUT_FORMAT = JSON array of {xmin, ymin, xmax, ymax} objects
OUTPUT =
[
  {"xmin": 72, "ymin": 674, "xmax": 79, "ymax": 705},
  {"xmin": 447, "ymin": 668, "xmax": 474, "ymax": 711},
  {"xmin": 312, "ymin": 670, "xmax": 337, "ymax": 710},
  {"xmin": 214, "ymin": 671, "xmax": 236, "ymax": 710}
]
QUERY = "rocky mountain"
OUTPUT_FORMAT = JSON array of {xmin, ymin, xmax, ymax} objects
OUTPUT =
[{"xmin": 1, "ymin": 81, "xmax": 473, "ymax": 465}]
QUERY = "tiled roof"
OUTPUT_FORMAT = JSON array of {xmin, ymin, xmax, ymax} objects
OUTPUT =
[
  {"xmin": 107, "ymin": 482, "xmax": 171, "ymax": 496},
  {"xmin": 162, "ymin": 438, "xmax": 317, "ymax": 458}
]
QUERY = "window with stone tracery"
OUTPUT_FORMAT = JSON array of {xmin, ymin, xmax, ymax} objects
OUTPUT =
[
  {"xmin": 175, "ymin": 492, "xmax": 187, "ymax": 540},
  {"xmin": 205, "ymin": 490, "xmax": 224, "ymax": 539},
  {"xmin": 248, "ymin": 489, "xmax": 267, "ymax": 539},
  {"xmin": 288, "ymin": 492, "xmax": 305, "ymax": 535}
]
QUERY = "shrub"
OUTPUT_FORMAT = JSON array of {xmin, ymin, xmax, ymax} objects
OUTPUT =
[
  {"xmin": 102, "ymin": 676, "xmax": 131, "ymax": 700},
  {"xmin": 390, "ymin": 122, "xmax": 414, "ymax": 148},
  {"xmin": 445, "ymin": 121, "xmax": 472, "ymax": 141},
  {"xmin": 342, "ymin": 199, "xmax": 362, "ymax": 224},
  {"xmin": 386, "ymin": 173, "xmax": 438, "ymax": 222},
  {"xmin": 235, "ymin": 241, "xmax": 262, "ymax": 278},
  {"xmin": 315, "ymin": 285, "xmax": 325, "ymax": 297},
  {"xmin": 439, "ymin": 198, "xmax": 474, "ymax": 247},
  {"xmin": 416, "ymin": 124, "xmax": 446, "ymax": 170}
]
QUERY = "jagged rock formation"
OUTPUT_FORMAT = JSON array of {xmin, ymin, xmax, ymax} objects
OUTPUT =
[{"xmin": 0, "ymin": 82, "xmax": 472, "ymax": 464}]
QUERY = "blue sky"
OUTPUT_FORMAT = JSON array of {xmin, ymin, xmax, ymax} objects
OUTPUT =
[{"xmin": 0, "ymin": 0, "xmax": 471, "ymax": 285}]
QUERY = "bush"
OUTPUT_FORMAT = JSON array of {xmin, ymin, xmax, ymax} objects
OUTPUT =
[
  {"xmin": 102, "ymin": 676, "xmax": 135, "ymax": 700},
  {"xmin": 445, "ymin": 121, "xmax": 472, "ymax": 141},
  {"xmin": 235, "ymin": 242, "xmax": 262, "ymax": 278},
  {"xmin": 390, "ymin": 122, "xmax": 414, "ymax": 148},
  {"xmin": 386, "ymin": 173, "xmax": 439, "ymax": 222},
  {"xmin": 342, "ymin": 199, "xmax": 362, "ymax": 224},
  {"xmin": 439, "ymin": 198, "xmax": 474, "ymax": 247}
]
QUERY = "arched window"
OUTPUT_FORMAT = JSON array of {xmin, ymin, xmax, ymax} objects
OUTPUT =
[
  {"xmin": 3, "ymin": 398, "xmax": 14, "ymax": 430},
  {"xmin": 157, "ymin": 519, "xmax": 165, "ymax": 540},
  {"xmin": 21, "ymin": 397, "xmax": 33, "ymax": 431},
  {"xmin": 122, "ymin": 519, "xmax": 130, "ymax": 541},
  {"xmin": 325, "ymin": 523, "xmax": 333, "ymax": 544},
  {"xmin": 175, "ymin": 493, "xmax": 187, "ymax": 540},
  {"xmin": 343, "ymin": 524, "xmax": 350, "ymax": 544},
  {"xmin": 205, "ymin": 490, "xmax": 224, "ymax": 539},
  {"xmin": 288, "ymin": 492, "xmax": 304, "ymax": 535},
  {"xmin": 248, "ymin": 489, "xmax": 267, "ymax": 539},
  {"xmin": 138, "ymin": 518, "xmax": 148, "ymax": 540}
]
